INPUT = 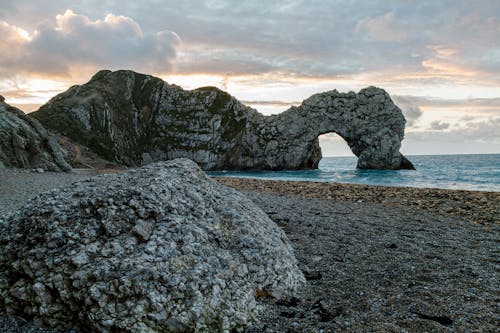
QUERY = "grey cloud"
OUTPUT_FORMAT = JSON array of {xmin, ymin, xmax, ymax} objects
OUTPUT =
[
  {"xmin": 408, "ymin": 117, "xmax": 500, "ymax": 144},
  {"xmin": 392, "ymin": 95, "xmax": 423, "ymax": 127},
  {"xmin": 1, "ymin": 1, "xmax": 500, "ymax": 83},
  {"xmin": 460, "ymin": 115, "xmax": 475, "ymax": 121},
  {"xmin": 0, "ymin": 1, "xmax": 429, "ymax": 77},
  {"xmin": 0, "ymin": 10, "xmax": 179, "ymax": 77},
  {"xmin": 461, "ymin": 117, "xmax": 500, "ymax": 141},
  {"xmin": 397, "ymin": 96, "xmax": 500, "ymax": 108},
  {"xmin": 175, "ymin": 49, "xmax": 278, "ymax": 76},
  {"xmin": 354, "ymin": 11, "xmax": 406, "ymax": 42},
  {"xmin": 160, "ymin": 0, "xmax": 499, "ymax": 78},
  {"xmin": 393, "ymin": 95, "xmax": 500, "ymax": 117},
  {"xmin": 429, "ymin": 120, "xmax": 450, "ymax": 130}
]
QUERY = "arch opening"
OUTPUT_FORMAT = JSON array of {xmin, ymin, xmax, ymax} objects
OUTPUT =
[{"xmin": 317, "ymin": 133, "xmax": 357, "ymax": 169}]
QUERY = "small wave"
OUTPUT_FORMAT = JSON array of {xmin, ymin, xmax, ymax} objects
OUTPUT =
[{"xmin": 208, "ymin": 154, "xmax": 500, "ymax": 191}]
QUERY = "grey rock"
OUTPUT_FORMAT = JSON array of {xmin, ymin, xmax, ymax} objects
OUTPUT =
[
  {"xmin": 131, "ymin": 219, "xmax": 153, "ymax": 241},
  {"xmin": 32, "ymin": 70, "xmax": 413, "ymax": 170},
  {"xmin": 0, "ymin": 158, "xmax": 304, "ymax": 332},
  {"xmin": 0, "ymin": 98, "xmax": 72, "ymax": 171}
]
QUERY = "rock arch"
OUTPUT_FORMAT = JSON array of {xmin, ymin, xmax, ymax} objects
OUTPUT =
[
  {"xmin": 32, "ymin": 70, "xmax": 414, "ymax": 170},
  {"xmin": 243, "ymin": 86, "xmax": 414, "ymax": 170}
]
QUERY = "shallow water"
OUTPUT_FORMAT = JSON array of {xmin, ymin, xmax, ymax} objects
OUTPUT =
[{"xmin": 209, "ymin": 154, "xmax": 500, "ymax": 191}]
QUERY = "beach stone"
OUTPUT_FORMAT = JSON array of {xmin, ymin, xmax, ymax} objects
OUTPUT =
[
  {"xmin": 0, "ymin": 158, "xmax": 304, "ymax": 332},
  {"xmin": 32, "ymin": 69, "xmax": 413, "ymax": 170},
  {"xmin": 0, "ymin": 96, "xmax": 71, "ymax": 171}
]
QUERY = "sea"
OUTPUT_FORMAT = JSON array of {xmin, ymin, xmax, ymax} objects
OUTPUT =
[{"xmin": 209, "ymin": 154, "xmax": 500, "ymax": 192}]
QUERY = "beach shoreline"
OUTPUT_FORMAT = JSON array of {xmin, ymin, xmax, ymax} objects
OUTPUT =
[
  {"xmin": 214, "ymin": 177, "xmax": 499, "ymax": 225},
  {"xmin": 1, "ymin": 169, "xmax": 498, "ymax": 221},
  {"xmin": 0, "ymin": 169, "xmax": 499, "ymax": 332}
]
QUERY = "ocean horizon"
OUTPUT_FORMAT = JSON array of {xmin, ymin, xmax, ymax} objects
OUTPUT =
[{"xmin": 209, "ymin": 153, "xmax": 500, "ymax": 192}]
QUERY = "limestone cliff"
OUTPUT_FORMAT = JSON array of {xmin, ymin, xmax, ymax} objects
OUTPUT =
[
  {"xmin": 0, "ymin": 96, "xmax": 71, "ymax": 171},
  {"xmin": 32, "ymin": 70, "xmax": 414, "ymax": 170}
]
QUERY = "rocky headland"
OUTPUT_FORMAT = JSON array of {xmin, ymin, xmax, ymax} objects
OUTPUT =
[
  {"xmin": 0, "ymin": 95, "xmax": 71, "ymax": 172},
  {"xmin": 32, "ymin": 70, "xmax": 414, "ymax": 171}
]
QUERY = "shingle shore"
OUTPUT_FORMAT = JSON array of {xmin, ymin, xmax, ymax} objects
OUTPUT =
[
  {"xmin": 239, "ymin": 191, "xmax": 499, "ymax": 332},
  {"xmin": 0, "ymin": 170, "xmax": 498, "ymax": 332},
  {"xmin": 214, "ymin": 177, "xmax": 499, "ymax": 225}
]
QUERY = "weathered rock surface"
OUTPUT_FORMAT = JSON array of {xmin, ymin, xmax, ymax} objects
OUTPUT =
[
  {"xmin": 32, "ymin": 70, "xmax": 414, "ymax": 170},
  {"xmin": 0, "ymin": 158, "xmax": 304, "ymax": 332},
  {"xmin": 0, "ymin": 96, "xmax": 71, "ymax": 171}
]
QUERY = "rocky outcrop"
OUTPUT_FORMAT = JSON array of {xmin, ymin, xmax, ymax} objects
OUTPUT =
[
  {"xmin": 0, "ymin": 158, "xmax": 304, "ymax": 332},
  {"xmin": 0, "ymin": 96, "xmax": 71, "ymax": 171},
  {"xmin": 32, "ymin": 70, "xmax": 414, "ymax": 170}
]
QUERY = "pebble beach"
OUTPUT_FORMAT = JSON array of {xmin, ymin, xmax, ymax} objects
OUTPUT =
[{"xmin": 1, "ymin": 169, "xmax": 499, "ymax": 332}]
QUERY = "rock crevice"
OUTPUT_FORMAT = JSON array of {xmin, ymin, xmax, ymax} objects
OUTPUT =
[{"xmin": 32, "ymin": 70, "xmax": 414, "ymax": 170}]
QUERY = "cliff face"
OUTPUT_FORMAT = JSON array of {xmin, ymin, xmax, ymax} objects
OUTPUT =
[
  {"xmin": 32, "ymin": 70, "xmax": 414, "ymax": 170},
  {"xmin": 0, "ymin": 96, "xmax": 71, "ymax": 171}
]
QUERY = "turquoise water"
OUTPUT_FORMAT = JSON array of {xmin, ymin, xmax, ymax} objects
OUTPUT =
[{"xmin": 209, "ymin": 154, "xmax": 500, "ymax": 191}]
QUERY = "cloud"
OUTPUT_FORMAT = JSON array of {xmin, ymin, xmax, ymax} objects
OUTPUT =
[
  {"xmin": 460, "ymin": 115, "xmax": 475, "ymax": 121},
  {"xmin": 0, "ymin": 21, "xmax": 31, "ymax": 70},
  {"xmin": 354, "ymin": 12, "xmax": 406, "ymax": 42},
  {"xmin": 2, "ymin": 1, "xmax": 500, "ymax": 88},
  {"xmin": 429, "ymin": 120, "xmax": 450, "ymax": 130},
  {"xmin": 459, "ymin": 117, "xmax": 500, "ymax": 141},
  {"xmin": 407, "ymin": 117, "xmax": 500, "ymax": 144},
  {"xmin": 0, "ymin": 10, "xmax": 180, "ymax": 77},
  {"xmin": 392, "ymin": 95, "xmax": 500, "ymax": 121},
  {"xmin": 392, "ymin": 95, "xmax": 423, "ymax": 127},
  {"xmin": 396, "ymin": 95, "xmax": 500, "ymax": 108}
]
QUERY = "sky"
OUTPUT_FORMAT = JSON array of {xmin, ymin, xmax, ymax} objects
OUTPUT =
[{"xmin": 0, "ymin": 0, "xmax": 499, "ymax": 156}]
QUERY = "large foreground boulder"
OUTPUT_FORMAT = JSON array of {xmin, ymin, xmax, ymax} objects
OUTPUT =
[
  {"xmin": 32, "ymin": 69, "xmax": 414, "ymax": 170},
  {"xmin": 0, "ymin": 95, "xmax": 71, "ymax": 171},
  {"xmin": 0, "ymin": 159, "xmax": 304, "ymax": 332}
]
